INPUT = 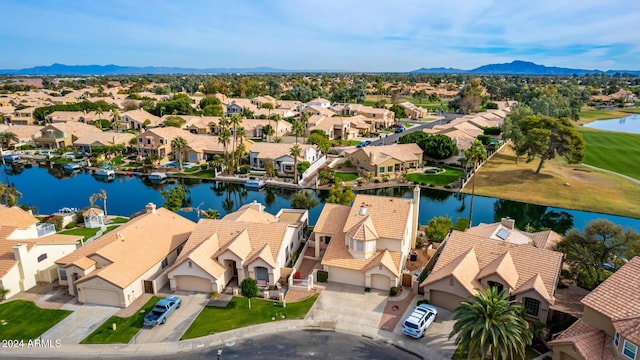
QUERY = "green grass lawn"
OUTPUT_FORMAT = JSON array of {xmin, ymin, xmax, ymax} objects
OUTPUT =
[
  {"xmin": 111, "ymin": 156, "xmax": 124, "ymax": 165},
  {"xmin": 331, "ymin": 139, "xmax": 361, "ymax": 147},
  {"xmin": 334, "ymin": 172, "xmax": 359, "ymax": 182},
  {"xmin": 174, "ymin": 169, "xmax": 215, "ymax": 178},
  {"xmin": 59, "ymin": 227, "xmax": 101, "ymax": 241},
  {"xmin": 110, "ymin": 217, "xmax": 129, "ymax": 224},
  {"xmin": 81, "ymin": 296, "xmax": 161, "ymax": 344},
  {"xmin": 579, "ymin": 109, "xmax": 630, "ymax": 122},
  {"xmin": 404, "ymin": 166, "xmax": 463, "ymax": 186},
  {"xmin": 578, "ymin": 128, "xmax": 640, "ymax": 180},
  {"xmin": 0, "ymin": 300, "xmax": 71, "ymax": 341},
  {"xmin": 182, "ymin": 294, "xmax": 318, "ymax": 340}
]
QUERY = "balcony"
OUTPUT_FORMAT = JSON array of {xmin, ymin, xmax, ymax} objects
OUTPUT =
[{"xmin": 36, "ymin": 223, "xmax": 56, "ymax": 238}]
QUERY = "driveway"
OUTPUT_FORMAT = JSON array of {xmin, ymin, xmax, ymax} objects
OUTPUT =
[
  {"xmin": 40, "ymin": 300, "xmax": 120, "ymax": 345},
  {"xmin": 392, "ymin": 301, "xmax": 457, "ymax": 359},
  {"xmin": 131, "ymin": 292, "xmax": 208, "ymax": 344}
]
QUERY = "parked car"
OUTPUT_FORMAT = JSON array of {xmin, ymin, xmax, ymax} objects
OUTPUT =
[
  {"xmin": 143, "ymin": 296, "xmax": 181, "ymax": 327},
  {"xmin": 395, "ymin": 126, "xmax": 405, "ymax": 133},
  {"xmin": 401, "ymin": 303, "xmax": 438, "ymax": 338},
  {"xmin": 356, "ymin": 140, "xmax": 372, "ymax": 148}
]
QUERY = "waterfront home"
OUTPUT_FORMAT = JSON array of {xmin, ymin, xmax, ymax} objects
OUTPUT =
[
  {"xmin": 0, "ymin": 205, "xmax": 81, "ymax": 299},
  {"xmin": 466, "ymin": 217, "xmax": 562, "ymax": 250},
  {"xmin": 419, "ymin": 230, "xmax": 563, "ymax": 324},
  {"xmin": 423, "ymin": 121, "xmax": 485, "ymax": 151},
  {"xmin": 305, "ymin": 115, "xmax": 359, "ymax": 140},
  {"xmin": 346, "ymin": 143, "xmax": 423, "ymax": 177},
  {"xmin": 166, "ymin": 202, "xmax": 308, "ymax": 293},
  {"xmin": 34, "ymin": 122, "xmax": 102, "ymax": 149},
  {"xmin": 11, "ymin": 106, "xmax": 37, "ymax": 125},
  {"xmin": 314, "ymin": 187, "xmax": 420, "ymax": 291},
  {"xmin": 55, "ymin": 203, "xmax": 196, "ymax": 307},
  {"xmin": 73, "ymin": 132, "xmax": 135, "ymax": 154},
  {"xmin": 549, "ymin": 257, "xmax": 640, "ymax": 360},
  {"xmin": 249, "ymin": 142, "xmax": 322, "ymax": 177},
  {"xmin": 0, "ymin": 124, "xmax": 42, "ymax": 149}
]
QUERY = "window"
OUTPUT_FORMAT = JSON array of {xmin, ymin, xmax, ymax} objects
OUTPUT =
[
  {"xmin": 161, "ymin": 257, "xmax": 168, "ymax": 269},
  {"xmin": 387, "ymin": 166, "xmax": 393, "ymax": 172},
  {"xmin": 356, "ymin": 240, "xmax": 364, "ymax": 252},
  {"xmin": 138, "ymin": 138, "xmax": 142, "ymax": 143},
  {"xmin": 37, "ymin": 253, "xmax": 47, "ymax": 262},
  {"xmin": 188, "ymin": 261, "xmax": 192, "ymax": 268},
  {"xmin": 58, "ymin": 265, "xmax": 67, "ymax": 281},
  {"xmin": 176, "ymin": 244, "xmax": 184, "ymax": 256},
  {"xmin": 615, "ymin": 333, "xmax": 621, "ymax": 348},
  {"xmin": 379, "ymin": 167, "xmax": 384, "ymax": 173},
  {"xmin": 449, "ymin": 277, "xmax": 454, "ymax": 286},
  {"xmin": 623, "ymin": 340, "xmax": 638, "ymax": 360},
  {"xmin": 523, "ymin": 297, "xmax": 540, "ymax": 317},
  {"xmin": 324, "ymin": 236, "xmax": 331, "ymax": 244},
  {"xmin": 487, "ymin": 281, "xmax": 504, "ymax": 293}
]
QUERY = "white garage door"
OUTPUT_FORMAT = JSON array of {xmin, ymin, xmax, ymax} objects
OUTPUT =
[
  {"xmin": 370, "ymin": 274, "xmax": 390, "ymax": 291},
  {"xmin": 175, "ymin": 275, "xmax": 213, "ymax": 293},
  {"xmin": 83, "ymin": 288, "xmax": 120, "ymax": 307}
]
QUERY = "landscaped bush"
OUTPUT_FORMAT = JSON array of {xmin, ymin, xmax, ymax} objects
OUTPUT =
[
  {"xmin": 46, "ymin": 215, "xmax": 63, "ymax": 231},
  {"xmin": 417, "ymin": 299, "xmax": 429, "ymax": 306},
  {"xmin": 389, "ymin": 286, "xmax": 401, "ymax": 297},
  {"xmin": 65, "ymin": 222, "xmax": 76, "ymax": 229},
  {"xmin": 238, "ymin": 165, "xmax": 251, "ymax": 174},
  {"xmin": 452, "ymin": 218, "xmax": 469, "ymax": 231},
  {"xmin": 316, "ymin": 270, "xmax": 328, "ymax": 283},
  {"xmin": 200, "ymin": 163, "xmax": 208, "ymax": 170},
  {"xmin": 381, "ymin": 174, "xmax": 390, "ymax": 182}
]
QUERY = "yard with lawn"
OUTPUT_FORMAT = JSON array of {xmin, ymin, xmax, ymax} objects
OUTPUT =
[
  {"xmin": 81, "ymin": 296, "xmax": 161, "ymax": 344},
  {"xmin": 181, "ymin": 294, "xmax": 318, "ymax": 340},
  {"xmin": 173, "ymin": 169, "xmax": 215, "ymax": 178},
  {"xmin": 334, "ymin": 171, "xmax": 359, "ymax": 182},
  {"xmin": 0, "ymin": 300, "xmax": 71, "ymax": 341},
  {"xmin": 60, "ymin": 224, "xmax": 119, "ymax": 242},
  {"xmin": 404, "ymin": 166, "xmax": 463, "ymax": 186},
  {"xmin": 578, "ymin": 128, "xmax": 640, "ymax": 180}
]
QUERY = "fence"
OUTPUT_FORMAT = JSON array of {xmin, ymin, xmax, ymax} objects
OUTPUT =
[{"xmin": 300, "ymin": 155, "xmax": 327, "ymax": 183}]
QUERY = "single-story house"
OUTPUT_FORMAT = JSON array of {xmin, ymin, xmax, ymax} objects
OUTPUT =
[
  {"xmin": 347, "ymin": 143, "xmax": 423, "ymax": 176},
  {"xmin": 249, "ymin": 142, "xmax": 322, "ymax": 176},
  {"xmin": 73, "ymin": 132, "xmax": 136, "ymax": 154},
  {"xmin": 55, "ymin": 203, "xmax": 196, "ymax": 307}
]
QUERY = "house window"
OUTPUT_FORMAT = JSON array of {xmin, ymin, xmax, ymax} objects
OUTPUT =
[
  {"xmin": 161, "ymin": 257, "xmax": 168, "ymax": 269},
  {"xmin": 324, "ymin": 236, "xmax": 331, "ymax": 244},
  {"xmin": 379, "ymin": 167, "xmax": 384, "ymax": 173},
  {"xmin": 623, "ymin": 340, "xmax": 638, "ymax": 360},
  {"xmin": 37, "ymin": 253, "xmax": 48, "ymax": 262},
  {"xmin": 523, "ymin": 297, "xmax": 540, "ymax": 317},
  {"xmin": 146, "ymin": 138, "xmax": 151, "ymax": 144},
  {"xmin": 176, "ymin": 244, "xmax": 184, "ymax": 256},
  {"xmin": 138, "ymin": 138, "xmax": 142, "ymax": 142},
  {"xmin": 58, "ymin": 265, "xmax": 67, "ymax": 281},
  {"xmin": 356, "ymin": 240, "xmax": 364, "ymax": 252},
  {"xmin": 387, "ymin": 166, "xmax": 393, "ymax": 172},
  {"xmin": 487, "ymin": 281, "xmax": 504, "ymax": 293},
  {"xmin": 188, "ymin": 261, "xmax": 192, "ymax": 268},
  {"xmin": 615, "ymin": 333, "xmax": 620, "ymax": 348}
]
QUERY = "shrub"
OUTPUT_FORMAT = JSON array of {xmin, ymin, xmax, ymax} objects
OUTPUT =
[
  {"xmin": 389, "ymin": 286, "xmax": 401, "ymax": 296},
  {"xmin": 65, "ymin": 222, "xmax": 76, "ymax": 229},
  {"xmin": 343, "ymin": 159, "xmax": 352, "ymax": 167},
  {"xmin": 316, "ymin": 270, "xmax": 328, "ymax": 283},
  {"xmin": 453, "ymin": 217, "xmax": 470, "ymax": 231},
  {"xmin": 209, "ymin": 291, "xmax": 219, "ymax": 299},
  {"xmin": 46, "ymin": 215, "xmax": 63, "ymax": 231},
  {"xmin": 381, "ymin": 174, "xmax": 390, "ymax": 182},
  {"xmin": 374, "ymin": 179, "xmax": 380, "ymax": 183},
  {"xmin": 200, "ymin": 163, "xmax": 208, "ymax": 170},
  {"xmin": 417, "ymin": 299, "xmax": 429, "ymax": 306},
  {"xmin": 415, "ymin": 237, "xmax": 423, "ymax": 248},
  {"xmin": 238, "ymin": 165, "xmax": 251, "ymax": 174}
]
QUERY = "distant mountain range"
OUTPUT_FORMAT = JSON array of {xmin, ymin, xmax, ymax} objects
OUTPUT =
[
  {"xmin": 411, "ymin": 60, "xmax": 640, "ymax": 76},
  {"xmin": 0, "ymin": 60, "xmax": 639, "ymax": 76}
]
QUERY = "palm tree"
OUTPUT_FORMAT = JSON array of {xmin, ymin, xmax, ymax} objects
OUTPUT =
[
  {"xmin": 291, "ymin": 119, "xmax": 305, "ymax": 144},
  {"xmin": 230, "ymin": 113, "xmax": 242, "ymax": 155},
  {"xmin": 449, "ymin": 286, "xmax": 532, "ymax": 360},
  {"xmin": 0, "ymin": 182, "xmax": 22, "ymax": 206},
  {"xmin": 465, "ymin": 139, "xmax": 487, "ymax": 228},
  {"xmin": 289, "ymin": 143, "xmax": 302, "ymax": 184},
  {"xmin": 234, "ymin": 126, "xmax": 247, "ymax": 173},
  {"xmin": 272, "ymin": 114, "xmax": 281, "ymax": 139},
  {"xmin": 261, "ymin": 102, "xmax": 274, "ymax": 142},
  {"xmin": 201, "ymin": 208, "xmax": 220, "ymax": 219},
  {"xmin": 171, "ymin": 136, "xmax": 189, "ymax": 171},
  {"xmin": 111, "ymin": 110, "xmax": 120, "ymax": 131},
  {"xmin": 218, "ymin": 127, "xmax": 232, "ymax": 173},
  {"xmin": 0, "ymin": 132, "xmax": 18, "ymax": 165}
]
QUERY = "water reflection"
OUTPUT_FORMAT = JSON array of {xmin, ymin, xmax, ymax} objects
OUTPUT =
[{"xmin": 494, "ymin": 199, "xmax": 574, "ymax": 234}]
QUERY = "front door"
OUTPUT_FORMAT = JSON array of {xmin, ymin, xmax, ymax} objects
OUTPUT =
[{"xmin": 143, "ymin": 280, "xmax": 154, "ymax": 294}]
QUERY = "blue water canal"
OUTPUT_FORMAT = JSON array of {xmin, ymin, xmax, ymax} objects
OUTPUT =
[{"xmin": 3, "ymin": 164, "xmax": 640, "ymax": 233}]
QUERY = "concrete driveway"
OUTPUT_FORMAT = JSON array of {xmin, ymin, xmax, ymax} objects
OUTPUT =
[
  {"xmin": 40, "ymin": 300, "xmax": 120, "ymax": 345},
  {"xmin": 131, "ymin": 292, "xmax": 208, "ymax": 344},
  {"xmin": 392, "ymin": 302, "xmax": 457, "ymax": 358}
]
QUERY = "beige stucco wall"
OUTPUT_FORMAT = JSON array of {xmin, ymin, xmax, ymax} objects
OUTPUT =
[
  {"xmin": 513, "ymin": 289, "xmax": 550, "ymax": 323},
  {"xmin": 247, "ymin": 258, "xmax": 277, "ymax": 284},
  {"xmin": 366, "ymin": 266, "xmax": 397, "ymax": 290},
  {"xmin": 62, "ymin": 264, "xmax": 95, "ymax": 296},
  {"xmin": 424, "ymin": 276, "xmax": 472, "ymax": 305},
  {"xmin": 551, "ymin": 343, "xmax": 581, "ymax": 360},
  {"xmin": 31, "ymin": 244, "xmax": 77, "ymax": 282},
  {"xmin": 218, "ymin": 252, "xmax": 246, "ymax": 283},
  {"xmin": 582, "ymin": 306, "xmax": 615, "ymax": 335},
  {"xmin": 326, "ymin": 266, "xmax": 365, "ymax": 288},
  {"xmin": 0, "ymin": 265, "xmax": 22, "ymax": 299}
]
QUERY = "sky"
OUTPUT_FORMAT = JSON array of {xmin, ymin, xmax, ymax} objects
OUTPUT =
[{"xmin": 1, "ymin": 0, "xmax": 639, "ymax": 72}]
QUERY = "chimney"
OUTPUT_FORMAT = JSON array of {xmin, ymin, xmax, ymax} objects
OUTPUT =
[
  {"xmin": 146, "ymin": 202, "xmax": 156, "ymax": 214},
  {"xmin": 13, "ymin": 243, "xmax": 28, "ymax": 263},
  {"xmin": 370, "ymin": 150, "xmax": 376, "ymax": 163},
  {"xmin": 501, "ymin": 217, "xmax": 515, "ymax": 230}
]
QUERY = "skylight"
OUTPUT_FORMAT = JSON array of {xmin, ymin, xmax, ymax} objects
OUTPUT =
[{"xmin": 496, "ymin": 228, "xmax": 510, "ymax": 240}]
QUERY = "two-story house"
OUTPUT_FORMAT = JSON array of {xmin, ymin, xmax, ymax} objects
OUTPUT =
[
  {"xmin": 11, "ymin": 107, "xmax": 37, "ymax": 125},
  {"xmin": 549, "ymin": 257, "xmax": 640, "ymax": 360},
  {"xmin": 0, "ymin": 205, "xmax": 81, "ymax": 299},
  {"xmin": 120, "ymin": 109, "xmax": 162, "ymax": 130},
  {"xmin": 314, "ymin": 188, "xmax": 420, "ymax": 290},
  {"xmin": 249, "ymin": 142, "xmax": 322, "ymax": 177},
  {"xmin": 419, "ymin": 230, "xmax": 563, "ymax": 324},
  {"xmin": 55, "ymin": 203, "xmax": 195, "ymax": 307},
  {"xmin": 166, "ymin": 202, "xmax": 308, "ymax": 293},
  {"xmin": 34, "ymin": 122, "xmax": 102, "ymax": 149}
]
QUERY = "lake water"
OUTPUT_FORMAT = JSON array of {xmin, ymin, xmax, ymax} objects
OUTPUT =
[
  {"xmin": 3, "ymin": 164, "xmax": 640, "ymax": 233},
  {"xmin": 582, "ymin": 114, "xmax": 640, "ymax": 134}
]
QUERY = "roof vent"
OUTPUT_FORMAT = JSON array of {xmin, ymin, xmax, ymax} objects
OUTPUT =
[{"xmin": 359, "ymin": 206, "xmax": 367, "ymax": 216}]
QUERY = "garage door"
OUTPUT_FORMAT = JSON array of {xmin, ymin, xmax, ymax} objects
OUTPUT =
[
  {"xmin": 175, "ymin": 275, "xmax": 213, "ymax": 293},
  {"xmin": 370, "ymin": 274, "xmax": 390, "ymax": 291},
  {"xmin": 83, "ymin": 288, "xmax": 120, "ymax": 307},
  {"xmin": 429, "ymin": 290, "xmax": 466, "ymax": 311}
]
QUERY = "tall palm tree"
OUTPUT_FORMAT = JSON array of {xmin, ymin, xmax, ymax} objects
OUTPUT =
[
  {"xmin": 465, "ymin": 139, "xmax": 487, "ymax": 228},
  {"xmin": 201, "ymin": 208, "xmax": 220, "ymax": 219},
  {"xmin": 234, "ymin": 126, "xmax": 247, "ymax": 173},
  {"xmin": 289, "ymin": 143, "xmax": 302, "ymax": 184},
  {"xmin": 0, "ymin": 132, "xmax": 18, "ymax": 165},
  {"xmin": 272, "ymin": 114, "xmax": 281, "ymax": 140},
  {"xmin": 171, "ymin": 136, "xmax": 189, "ymax": 171},
  {"xmin": 0, "ymin": 182, "xmax": 22, "ymax": 206},
  {"xmin": 230, "ymin": 113, "xmax": 242, "ymax": 156},
  {"xmin": 291, "ymin": 119, "xmax": 305, "ymax": 144},
  {"xmin": 111, "ymin": 110, "xmax": 120, "ymax": 131},
  {"xmin": 449, "ymin": 286, "xmax": 532, "ymax": 360},
  {"xmin": 218, "ymin": 127, "xmax": 232, "ymax": 173},
  {"xmin": 261, "ymin": 102, "xmax": 274, "ymax": 142}
]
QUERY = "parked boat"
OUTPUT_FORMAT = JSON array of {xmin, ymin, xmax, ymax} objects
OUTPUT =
[
  {"xmin": 245, "ymin": 178, "xmax": 265, "ymax": 188},
  {"xmin": 64, "ymin": 163, "xmax": 81, "ymax": 172},
  {"xmin": 148, "ymin": 172, "xmax": 168, "ymax": 183},
  {"xmin": 2, "ymin": 154, "xmax": 21, "ymax": 164},
  {"xmin": 94, "ymin": 165, "xmax": 115, "ymax": 177}
]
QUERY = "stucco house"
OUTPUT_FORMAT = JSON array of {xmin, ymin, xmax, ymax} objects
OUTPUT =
[
  {"xmin": 249, "ymin": 142, "xmax": 322, "ymax": 176},
  {"xmin": 0, "ymin": 124, "xmax": 42, "ymax": 149},
  {"xmin": 0, "ymin": 205, "xmax": 81, "ymax": 299},
  {"xmin": 11, "ymin": 107, "xmax": 36, "ymax": 125},
  {"xmin": 347, "ymin": 143, "xmax": 423, "ymax": 177},
  {"xmin": 467, "ymin": 217, "xmax": 562, "ymax": 250},
  {"xmin": 419, "ymin": 230, "xmax": 563, "ymax": 323},
  {"xmin": 73, "ymin": 132, "xmax": 135, "ymax": 154},
  {"xmin": 55, "ymin": 203, "xmax": 196, "ymax": 307},
  {"xmin": 166, "ymin": 202, "xmax": 308, "ymax": 293},
  {"xmin": 34, "ymin": 122, "xmax": 102, "ymax": 149},
  {"xmin": 306, "ymin": 98, "xmax": 331, "ymax": 109},
  {"xmin": 315, "ymin": 188, "xmax": 420, "ymax": 291},
  {"xmin": 120, "ymin": 109, "xmax": 162, "ymax": 130},
  {"xmin": 548, "ymin": 257, "xmax": 640, "ymax": 360},
  {"xmin": 305, "ymin": 115, "xmax": 359, "ymax": 140}
]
